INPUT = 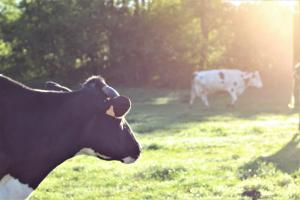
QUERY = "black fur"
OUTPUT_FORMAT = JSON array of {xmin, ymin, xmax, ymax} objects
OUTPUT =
[{"xmin": 0, "ymin": 75, "xmax": 140, "ymax": 189}]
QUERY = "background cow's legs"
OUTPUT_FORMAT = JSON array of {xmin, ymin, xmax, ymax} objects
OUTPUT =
[
  {"xmin": 189, "ymin": 87, "xmax": 196, "ymax": 105},
  {"xmin": 229, "ymin": 92, "xmax": 238, "ymax": 106},
  {"xmin": 190, "ymin": 83, "xmax": 210, "ymax": 107},
  {"xmin": 200, "ymin": 94, "xmax": 210, "ymax": 107}
]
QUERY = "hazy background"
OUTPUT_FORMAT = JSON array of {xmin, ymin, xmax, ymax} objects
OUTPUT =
[
  {"xmin": 0, "ymin": 0, "xmax": 296, "ymax": 89},
  {"xmin": 2, "ymin": 1, "xmax": 300, "ymax": 199}
]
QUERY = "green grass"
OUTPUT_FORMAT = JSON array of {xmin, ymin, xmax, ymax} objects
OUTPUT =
[{"xmin": 29, "ymin": 87, "xmax": 300, "ymax": 200}]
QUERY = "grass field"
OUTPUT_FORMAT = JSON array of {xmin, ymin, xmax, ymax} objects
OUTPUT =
[{"xmin": 29, "ymin": 86, "xmax": 300, "ymax": 200}]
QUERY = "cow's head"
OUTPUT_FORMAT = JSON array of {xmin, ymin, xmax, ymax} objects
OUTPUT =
[
  {"xmin": 80, "ymin": 113, "xmax": 140, "ymax": 164},
  {"xmin": 46, "ymin": 77, "xmax": 141, "ymax": 164},
  {"xmin": 243, "ymin": 71, "xmax": 263, "ymax": 88}
]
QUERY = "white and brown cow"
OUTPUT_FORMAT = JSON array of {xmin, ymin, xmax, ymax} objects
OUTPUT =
[{"xmin": 190, "ymin": 69, "xmax": 263, "ymax": 107}]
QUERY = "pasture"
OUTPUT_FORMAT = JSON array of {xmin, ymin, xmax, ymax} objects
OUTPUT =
[{"xmin": 30, "ymin": 86, "xmax": 300, "ymax": 200}]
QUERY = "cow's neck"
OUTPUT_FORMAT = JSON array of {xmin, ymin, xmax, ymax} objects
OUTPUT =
[
  {"xmin": 0, "ymin": 87, "xmax": 105, "ymax": 199},
  {"xmin": 243, "ymin": 78, "xmax": 251, "ymax": 88},
  {"xmin": 56, "ymin": 91, "xmax": 104, "ymax": 124},
  {"xmin": 17, "ymin": 144, "xmax": 80, "ymax": 188},
  {"xmin": 1, "ymin": 142, "xmax": 81, "ymax": 199}
]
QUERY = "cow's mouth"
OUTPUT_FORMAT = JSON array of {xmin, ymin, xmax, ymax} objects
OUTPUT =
[
  {"xmin": 121, "ymin": 156, "xmax": 137, "ymax": 164},
  {"xmin": 97, "ymin": 155, "xmax": 136, "ymax": 164},
  {"xmin": 96, "ymin": 155, "xmax": 113, "ymax": 161}
]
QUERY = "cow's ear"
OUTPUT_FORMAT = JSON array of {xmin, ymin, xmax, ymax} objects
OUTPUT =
[{"xmin": 105, "ymin": 96, "xmax": 131, "ymax": 118}]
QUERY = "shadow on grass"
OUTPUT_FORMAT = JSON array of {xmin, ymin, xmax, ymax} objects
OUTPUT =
[
  {"xmin": 129, "ymin": 99, "xmax": 296, "ymax": 134},
  {"xmin": 239, "ymin": 133, "xmax": 300, "ymax": 178},
  {"xmin": 262, "ymin": 133, "xmax": 300, "ymax": 174},
  {"xmin": 124, "ymin": 87, "xmax": 297, "ymax": 134}
]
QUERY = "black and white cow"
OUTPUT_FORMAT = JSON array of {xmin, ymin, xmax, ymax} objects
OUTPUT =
[
  {"xmin": 0, "ymin": 75, "xmax": 141, "ymax": 200},
  {"xmin": 190, "ymin": 69, "xmax": 263, "ymax": 107}
]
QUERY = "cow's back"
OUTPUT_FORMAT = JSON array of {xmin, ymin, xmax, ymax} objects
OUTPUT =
[
  {"xmin": 0, "ymin": 76, "xmax": 70, "ymax": 147},
  {"xmin": 193, "ymin": 69, "xmax": 244, "ymax": 93},
  {"xmin": 0, "ymin": 75, "xmax": 30, "ymax": 95}
]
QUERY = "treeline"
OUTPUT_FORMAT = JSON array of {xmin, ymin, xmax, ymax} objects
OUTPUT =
[{"xmin": 0, "ymin": 0, "xmax": 294, "ymax": 87}]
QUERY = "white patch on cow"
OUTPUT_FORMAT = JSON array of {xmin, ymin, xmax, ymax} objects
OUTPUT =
[
  {"xmin": 0, "ymin": 174, "xmax": 33, "ymax": 200},
  {"xmin": 76, "ymin": 148, "xmax": 111, "ymax": 159},
  {"xmin": 122, "ymin": 156, "xmax": 136, "ymax": 164}
]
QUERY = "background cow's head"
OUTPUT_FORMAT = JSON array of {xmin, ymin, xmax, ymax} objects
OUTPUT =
[
  {"xmin": 243, "ymin": 71, "xmax": 263, "ymax": 88},
  {"xmin": 46, "ymin": 77, "xmax": 141, "ymax": 164}
]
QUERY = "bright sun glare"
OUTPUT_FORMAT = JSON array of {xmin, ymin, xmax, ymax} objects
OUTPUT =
[{"xmin": 227, "ymin": 0, "xmax": 298, "ymax": 10}]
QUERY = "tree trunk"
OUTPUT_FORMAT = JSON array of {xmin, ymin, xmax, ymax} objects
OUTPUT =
[
  {"xmin": 199, "ymin": 0, "xmax": 209, "ymax": 70},
  {"xmin": 134, "ymin": 0, "xmax": 140, "ymax": 16}
]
